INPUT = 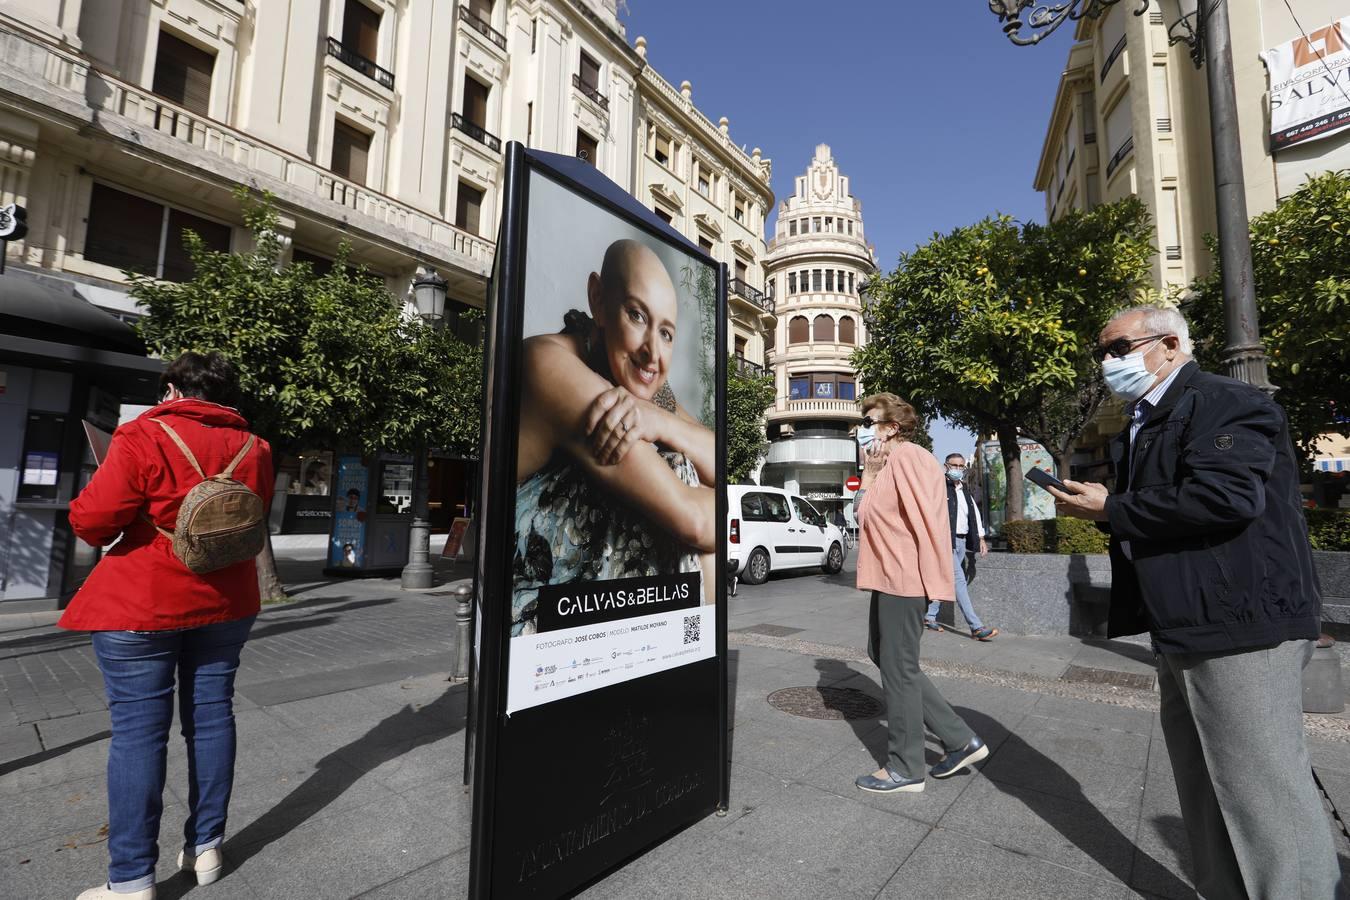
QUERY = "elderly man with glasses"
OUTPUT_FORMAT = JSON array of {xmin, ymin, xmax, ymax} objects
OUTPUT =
[{"xmin": 1051, "ymin": 305, "xmax": 1341, "ymax": 899}]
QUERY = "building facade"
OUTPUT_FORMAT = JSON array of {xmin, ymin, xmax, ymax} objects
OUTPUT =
[
  {"xmin": 1031, "ymin": 0, "xmax": 1350, "ymax": 476},
  {"xmin": 0, "ymin": 0, "xmax": 773, "ymax": 600},
  {"xmin": 759, "ymin": 144, "xmax": 875, "ymax": 516}
]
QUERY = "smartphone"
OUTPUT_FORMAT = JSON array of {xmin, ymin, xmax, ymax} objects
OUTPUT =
[{"xmin": 1026, "ymin": 467, "xmax": 1076, "ymax": 494}]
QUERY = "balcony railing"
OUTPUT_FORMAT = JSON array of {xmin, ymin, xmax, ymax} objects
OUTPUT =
[
  {"xmin": 460, "ymin": 5, "xmax": 507, "ymax": 50},
  {"xmin": 572, "ymin": 73, "xmax": 609, "ymax": 111},
  {"xmin": 1106, "ymin": 135, "xmax": 1134, "ymax": 177},
  {"xmin": 0, "ymin": 25, "xmax": 492, "ymax": 277},
  {"xmin": 1100, "ymin": 35, "xmax": 1127, "ymax": 83},
  {"xmin": 781, "ymin": 398, "xmax": 859, "ymax": 415},
  {"xmin": 733, "ymin": 356, "xmax": 766, "ymax": 378},
  {"xmin": 452, "ymin": 113, "xmax": 502, "ymax": 152},
  {"xmin": 729, "ymin": 277, "xmax": 773, "ymax": 312},
  {"xmin": 326, "ymin": 37, "xmax": 395, "ymax": 90}
]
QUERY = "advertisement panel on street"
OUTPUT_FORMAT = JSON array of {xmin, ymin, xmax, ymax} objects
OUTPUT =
[
  {"xmin": 1263, "ymin": 17, "xmax": 1350, "ymax": 151},
  {"xmin": 467, "ymin": 145, "xmax": 727, "ymax": 900},
  {"xmin": 328, "ymin": 455, "xmax": 368, "ymax": 569}
]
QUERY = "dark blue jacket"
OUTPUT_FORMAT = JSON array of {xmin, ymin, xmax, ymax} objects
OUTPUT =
[{"xmin": 1104, "ymin": 362, "xmax": 1321, "ymax": 653}]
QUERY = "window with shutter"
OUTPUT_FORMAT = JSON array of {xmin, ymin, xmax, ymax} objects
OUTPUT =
[
  {"xmin": 463, "ymin": 76, "xmax": 490, "ymax": 129},
  {"xmin": 789, "ymin": 316, "xmax": 809, "ymax": 344},
  {"xmin": 735, "ymin": 260, "xmax": 748, "ymax": 281},
  {"xmin": 162, "ymin": 209, "xmax": 231, "ymax": 282},
  {"xmin": 331, "ymin": 120, "xmax": 371, "ymax": 186},
  {"xmin": 579, "ymin": 52, "xmax": 601, "ymax": 92},
  {"xmin": 152, "ymin": 31, "xmax": 215, "ymax": 116},
  {"xmin": 813, "ymin": 315, "xmax": 835, "ymax": 342},
  {"xmin": 343, "ymin": 0, "xmax": 381, "ymax": 61},
  {"xmin": 456, "ymin": 182, "xmax": 484, "ymax": 234},
  {"xmin": 576, "ymin": 129, "xmax": 598, "ymax": 165},
  {"xmin": 85, "ymin": 184, "xmax": 164, "ymax": 276},
  {"xmin": 839, "ymin": 316, "xmax": 856, "ymax": 344}
]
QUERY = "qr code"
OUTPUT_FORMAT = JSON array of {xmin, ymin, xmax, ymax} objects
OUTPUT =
[{"xmin": 683, "ymin": 615, "xmax": 701, "ymax": 645}]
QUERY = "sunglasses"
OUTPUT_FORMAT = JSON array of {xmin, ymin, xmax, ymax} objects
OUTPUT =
[
  {"xmin": 1093, "ymin": 334, "xmax": 1170, "ymax": 363},
  {"xmin": 860, "ymin": 416, "xmax": 894, "ymax": 428}
]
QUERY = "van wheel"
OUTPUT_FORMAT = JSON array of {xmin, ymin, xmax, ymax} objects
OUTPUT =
[
  {"xmin": 823, "ymin": 542, "xmax": 844, "ymax": 574},
  {"xmin": 742, "ymin": 548, "xmax": 770, "ymax": 585}
]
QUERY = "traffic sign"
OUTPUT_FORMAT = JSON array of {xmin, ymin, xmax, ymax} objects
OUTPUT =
[{"xmin": 845, "ymin": 475, "xmax": 861, "ymax": 492}]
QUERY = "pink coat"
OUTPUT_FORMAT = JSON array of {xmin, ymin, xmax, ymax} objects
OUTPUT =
[{"xmin": 855, "ymin": 441, "xmax": 955, "ymax": 602}]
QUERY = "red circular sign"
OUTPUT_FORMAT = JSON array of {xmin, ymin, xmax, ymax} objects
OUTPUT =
[{"xmin": 845, "ymin": 476, "xmax": 862, "ymax": 492}]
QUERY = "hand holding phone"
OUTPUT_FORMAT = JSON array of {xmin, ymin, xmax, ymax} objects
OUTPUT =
[{"xmin": 1026, "ymin": 467, "xmax": 1077, "ymax": 495}]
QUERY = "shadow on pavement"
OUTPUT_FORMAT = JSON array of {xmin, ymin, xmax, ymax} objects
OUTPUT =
[
  {"xmin": 0, "ymin": 728, "xmax": 112, "ymax": 778},
  {"xmin": 156, "ymin": 686, "xmax": 467, "ymax": 900},
  {"xmin": 1078, "ymin": 637, "xmax": 1157, "ymax": 667}
]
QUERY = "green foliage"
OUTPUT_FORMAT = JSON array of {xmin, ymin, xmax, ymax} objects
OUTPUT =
[
  {"xmin": 1306, "ymin": 509, "xmax": 1350, "ymax": 552},
  {"xmin": 1003, "ymin": 517, "xmax": 1110, "ymax": 554},
  {"xmin": 854, "ymin": 197, "xmax": 1154, "ymax": 518},
  {"xmin": 726, "ymin": 359, "xmax": 776, "ymax": 484},
  {"xmin": 133, "ymin": 190, "xmax": 482, "ymax": 457},
  {"xmin": 1187, "ymin": 170, "xmax": 1350, "ymax": 463}
]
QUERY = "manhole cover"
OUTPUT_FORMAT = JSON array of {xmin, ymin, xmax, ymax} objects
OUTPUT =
[
  {"xmin": 767, "ymin": 686, "xmax": 883, "ymax": 720},
  {"xmin": 733, "ymin": 624, "xmax": 804, "ymax": 638},
  {"xmin": 1061, "ymin": 665, "xmax": 1155, "ymax": 691}
]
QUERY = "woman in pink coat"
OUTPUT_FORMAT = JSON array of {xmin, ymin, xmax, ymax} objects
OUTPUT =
[{"xmin": 852, "ymin": 393, "xmax": 988, "ymax": 793}]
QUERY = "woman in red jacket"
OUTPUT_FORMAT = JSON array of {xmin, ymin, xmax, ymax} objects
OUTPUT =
[{"xmin": 63, "ymin": 352, "xmax": 273, "ymax": 900}]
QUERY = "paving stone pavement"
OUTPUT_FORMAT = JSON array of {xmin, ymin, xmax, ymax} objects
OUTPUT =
[{"xmin": 1, "ymin": 550, "xmax": 1346, "ymax": 899}]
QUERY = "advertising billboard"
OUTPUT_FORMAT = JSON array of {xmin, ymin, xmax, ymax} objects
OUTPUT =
[
  {"xmin": 468, "ymin": 146, "xmax": 727, "ymax": 899},
  {"xmin": 1263, "ymin": 17, "xmax": 1350, "ymax": 151}
]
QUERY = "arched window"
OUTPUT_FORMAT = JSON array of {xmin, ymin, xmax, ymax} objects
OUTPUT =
[
  {"xmin": 789, "ymin": 316, "xmax": 809, "ymax": 344},
  {"xmin": 839, "ymin": 316, "xmax": 856, "ymax": 345},
  {"xmin": 813, "ymin": 315, "xmax": 835, "ymax": 342}
]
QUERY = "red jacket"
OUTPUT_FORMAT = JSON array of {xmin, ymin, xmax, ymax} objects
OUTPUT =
[{"xmin": 59, "ymin": 399, "xmax": 275, "ymax": 632}]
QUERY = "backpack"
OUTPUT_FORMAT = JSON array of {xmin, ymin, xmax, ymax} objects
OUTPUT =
[{"xmin": 144, "ymin": 419, "xmax": 267, "ymax": 574}]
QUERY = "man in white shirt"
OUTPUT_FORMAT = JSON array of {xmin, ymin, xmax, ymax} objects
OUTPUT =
[{"xmin": 925, "ymin": 453, "xmax": 998, "ymax": 640}]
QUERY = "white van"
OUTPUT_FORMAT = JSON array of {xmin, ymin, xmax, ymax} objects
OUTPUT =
[{"xmin": 728, "ymin": 486, "xmax": 846, "ymax": 585}]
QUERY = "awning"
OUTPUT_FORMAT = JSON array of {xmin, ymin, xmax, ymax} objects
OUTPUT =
[
  {"xmin": 1316, "ymin": 458, "xmax": 1349, "ymax": 473},
  {"xmin": 0, "ymin": 333, "xmax": 162, "ymax": 403},
  {"xmin": 1, "ymin": 273, "xmax": 145, "ymax": 354}
]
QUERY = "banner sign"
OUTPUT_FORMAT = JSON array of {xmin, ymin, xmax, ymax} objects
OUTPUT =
[
  {"xmin": 1263, "ymin": 17, "xmax": 1350, "ymax": 151},
  {"xmin": 468, "ymin": 145, "xmax": 727, "ymax": 899},
  {"xmin": 328, "ymin": 455, "xmax": 369, "ymax": 568}
]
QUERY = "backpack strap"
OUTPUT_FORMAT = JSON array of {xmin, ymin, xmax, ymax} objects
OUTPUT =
[
  {"xmin": 218, "ymin": 435, "xmax": 257, "ymax": 480},
  {"xmin": 152, "ymin": 419, "xmax": 207, "ymax": 480}
]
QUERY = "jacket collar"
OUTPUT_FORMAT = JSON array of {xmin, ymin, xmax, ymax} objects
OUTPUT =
[
  {"xmin": 1139, "ymin": 359, "xmax": 1199, "ymax": 423},
  {"xmin": 142, "ymin": 397, "xmax": 249, "ymax": 430}
]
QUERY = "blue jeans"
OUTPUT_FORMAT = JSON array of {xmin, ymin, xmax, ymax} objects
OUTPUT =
[
  {"xmin": 926, "ymin": 545, "xmax": 983, "ymax": 631},
  {"xmin": 91, "ymin": 617, "xmax": 254, "ymax": 892}
]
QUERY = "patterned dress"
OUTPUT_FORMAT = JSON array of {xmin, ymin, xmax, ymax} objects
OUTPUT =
[{"xmin": 510, "ymin": 312, "xmax": 702, "ymax": 636}]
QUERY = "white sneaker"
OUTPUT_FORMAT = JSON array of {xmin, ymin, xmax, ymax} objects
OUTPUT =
[
  {"xmin": 176, "ymin": 847, "xmax": 224, "ymax": 885},
  {"xmin": 76, "ymin": 885, "xmax": 155, "ymax": 899}
]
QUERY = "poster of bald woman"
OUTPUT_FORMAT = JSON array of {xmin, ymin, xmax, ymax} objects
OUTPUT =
[{"xmin": 468, "ymin": 146, "xmax": 727, "ymax": 900}]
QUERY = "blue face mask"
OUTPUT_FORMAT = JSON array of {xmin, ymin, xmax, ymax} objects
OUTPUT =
[
  {"xmin": 855, "ymin": 426, "xmax": 876, "ymax": 450},
  {"xmin": 1101, "ymin": 340, "xmax": 1163, "ymax": 402},
  {"xmin": 946, "ymin": 468, "xmax": 966, "ymax": 483}
]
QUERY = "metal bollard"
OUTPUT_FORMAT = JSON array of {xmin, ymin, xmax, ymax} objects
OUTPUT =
[
  {"xmin": 1302, "ymin": 645, "xmax": 1345, "ymax": 714},
  {"xmin": 451, "ymin": 582, "xmax": 473, "ymax": 683}
]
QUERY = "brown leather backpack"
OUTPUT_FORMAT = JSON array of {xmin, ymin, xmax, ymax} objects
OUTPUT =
[{"xmin": 145, "ymin": 419, "xmax": 267, "ymax": 574}]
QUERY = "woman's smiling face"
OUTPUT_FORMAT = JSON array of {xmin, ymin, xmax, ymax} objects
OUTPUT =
[{"xmin": 588, "ymin": 241, "xmax": 678, "ymax": 401}]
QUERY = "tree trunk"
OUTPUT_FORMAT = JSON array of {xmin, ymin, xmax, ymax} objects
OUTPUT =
[
  {"xmin": 256, "ymin": 530, "xmax": 287, "ymax": 603},
  {"xmin": 996, "ymin": 422, "xmax": 1024, "ymax": 522},
  {"xmin": 1054, "ymin": 446, "xmax": 1073, "ymax": 483}
]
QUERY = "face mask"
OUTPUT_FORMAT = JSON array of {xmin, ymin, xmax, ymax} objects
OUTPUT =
[
  {"xmin": 1101, "ymin": 340, "xmax": 1163, "ymax": 402},
  {"xmin": 946, "ymin": 469, "xmax": 965, "ymax": 483},
  {"xmin": 855, "ymin": 426, "xmax": 876, "ymax": 450}
]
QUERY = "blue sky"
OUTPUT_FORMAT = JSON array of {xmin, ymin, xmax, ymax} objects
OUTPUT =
[{"xmin": 620, "ymin": 1, "xmax": 1079, "ymax": 461}]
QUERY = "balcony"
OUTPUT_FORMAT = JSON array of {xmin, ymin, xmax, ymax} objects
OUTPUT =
[
  {"xmin": 0, "ymin": 25, "xmax": 492, "ymax": 279},
  {"xmin": 572, "ymin": 74, "xmax": 609, "ymax": 112},
  {"xmin": 1100, "ymin": 35, "xmax": 1126, "ymax": 84},
  {"xmin": 452, "ymin": 113, "xmax": 502, "ymax": 152},
  {"xmin": 733, "ymin": 356, "xmax": 766, "ymax": 378},
  {"xmin": 460, "ymin": 5, "xmax": 507, "ymax": 51},
  {"xmin": 1106, "ymin": 135, "xmax": 1134, "ymax": 178},
  {"xmin": 729, "ymin": 277, "xmax": 773, "ymax": 313},
  {"xmin": 326, "ymin": 37, "xmax": 394, "ymax": 91}
]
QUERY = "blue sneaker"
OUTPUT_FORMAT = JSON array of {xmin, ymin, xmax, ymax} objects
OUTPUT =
[
  {"xmin": 855, "ymin": 766, "xmax": 925, "ymax": 793},
  {"xmin": 929, "ymin": 736, "xmax": 989, "ymax": 779}
]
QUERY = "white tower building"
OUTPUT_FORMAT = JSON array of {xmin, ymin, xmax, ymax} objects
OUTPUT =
[{"xmin": 760, "ymin": 144, "xmax": 876, "ymax": 516}]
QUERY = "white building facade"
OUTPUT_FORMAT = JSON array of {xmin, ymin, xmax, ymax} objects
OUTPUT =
[{"xmin": 759, "ymin": 145, "xmax": 875, "ymax": 515}]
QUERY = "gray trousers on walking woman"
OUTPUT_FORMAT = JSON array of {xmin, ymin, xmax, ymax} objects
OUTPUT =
[
  {"xmin": 1157, "ymin": 639, "xmax": 1343, "ymax": 899},
  {"xmin": 868, "ymin": 592, "xmax": 974, "ymax": 779}
]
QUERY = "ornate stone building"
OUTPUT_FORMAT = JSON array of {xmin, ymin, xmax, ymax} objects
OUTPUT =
[{"xmin": 759, "ymin": 145, "xmax": 876, "ymax": 514}]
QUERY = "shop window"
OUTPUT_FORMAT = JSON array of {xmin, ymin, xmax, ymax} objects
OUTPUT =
[
  {"xmin": 839, "ymin": 316, "xmax": 856, "ymax": 344},
  {"xmin": 85, "ymin": 182, "xmax": 230, "ymax": 282},
  {"xmin": 331, "ymin": 119, "xmax": 371, "ymax": 186},
  {"xmin": 788, "ymin": 316, "xmax": 809, "ymax": 344},
  {"xmin": 152, "ymin": 31, "xmax": 214, "ymax": 115},
  {"xmin": 456, "ymin": 181, "xmax": 484, "ymax": 234},
  {"xmin": 813, "ymin": 315, "xmax": 835, "ymax": 342}
]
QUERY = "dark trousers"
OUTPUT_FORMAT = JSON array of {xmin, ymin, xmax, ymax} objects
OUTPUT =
[{"xmin": 868, "ymin": 592, "xmax": 974, "ymax": 779}]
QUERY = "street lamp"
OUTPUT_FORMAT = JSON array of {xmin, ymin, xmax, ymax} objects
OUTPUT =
[
  {"xmin": 985, "ymin": 0, "xmax": 1274, "ymax": 394},
  {"xmin": 401, "ymin": 268, "xmax": 447, "ymax": 590}
]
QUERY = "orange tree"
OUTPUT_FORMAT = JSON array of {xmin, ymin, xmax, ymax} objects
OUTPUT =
[{"xmin": 854, "ymin": 198, "xmax": 1153, "ymax": 521}]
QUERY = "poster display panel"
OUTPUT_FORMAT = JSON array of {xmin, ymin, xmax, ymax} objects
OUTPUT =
[
  {"xmin": 468, "ymin": 146, "xmax": 727, "ymax": 900},
  {"xmin": 328, "ymin": 455, "xmax": 369, "ymax": 569}
]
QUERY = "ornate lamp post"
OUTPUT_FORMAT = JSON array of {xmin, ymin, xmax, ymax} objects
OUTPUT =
[
  {"xmin": 986, "ymin": 0, "xmax": 1273, "ymax": 394},
  {"xmin": 401, "ymin": 269, "xmax": 447, "ymax": 590}
]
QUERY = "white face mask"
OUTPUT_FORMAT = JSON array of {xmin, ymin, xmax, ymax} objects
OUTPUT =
[
  {"xmin": 855, "ymin": 426, "xmax": 876, "ymax": 449},
  {"xmin": 1101, "ymin": 340, "xmax": 1164, "ymax": 402}
]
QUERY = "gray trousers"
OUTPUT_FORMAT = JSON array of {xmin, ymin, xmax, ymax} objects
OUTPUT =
[
  {"xmin": 1157, "ymin": 640, "xmax": 1344, "ymax": 899},
  {"xmin": 868, "ymin": 592, "xmax": 974, "ymax": 779}
]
